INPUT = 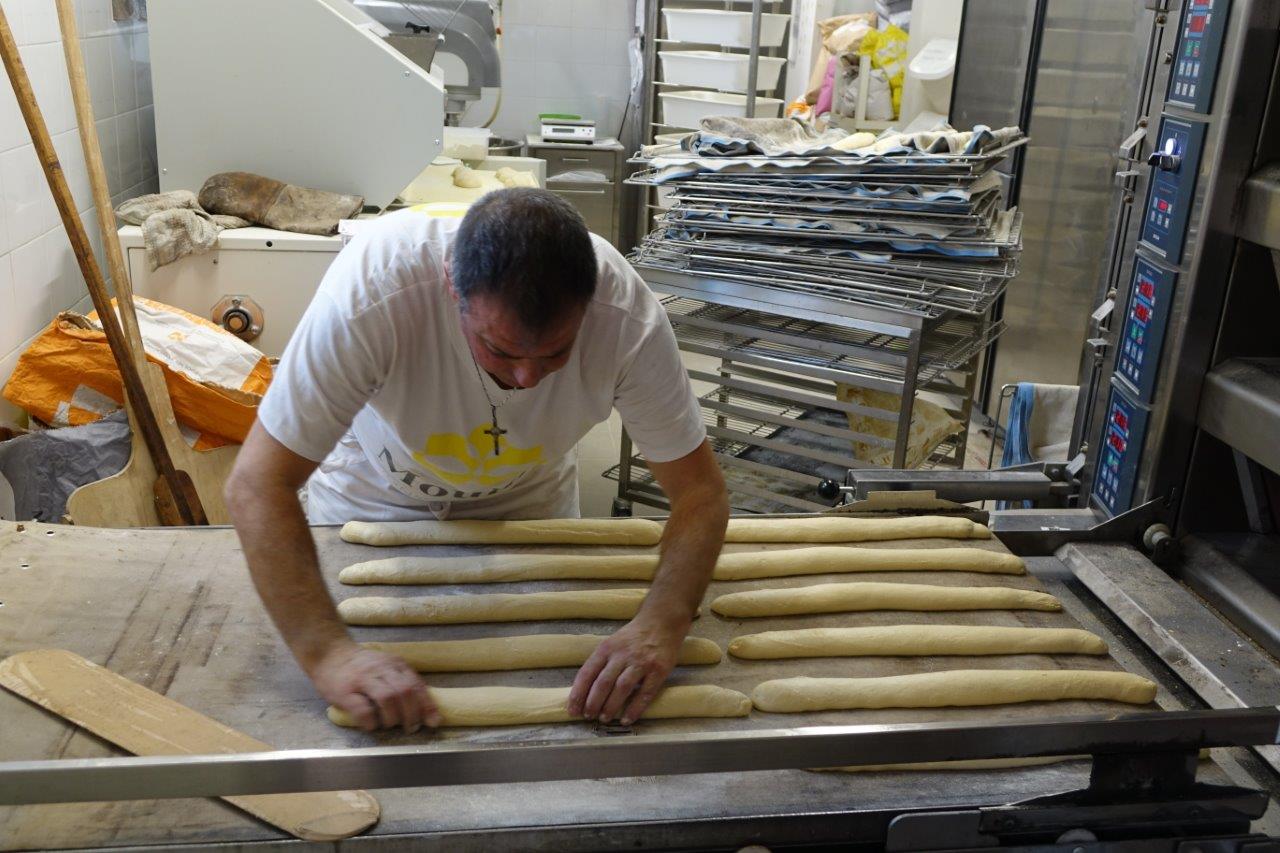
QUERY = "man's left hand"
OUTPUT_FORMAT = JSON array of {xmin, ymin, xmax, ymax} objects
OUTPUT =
[{"xmin": 567, "ymin": 613, "xmax": 689, "ymax": 725}]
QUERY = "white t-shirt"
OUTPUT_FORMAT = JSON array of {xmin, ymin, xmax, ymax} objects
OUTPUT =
[{"xmin": 256, "ymin": 209, "xmax": 706, "ymax": 522}]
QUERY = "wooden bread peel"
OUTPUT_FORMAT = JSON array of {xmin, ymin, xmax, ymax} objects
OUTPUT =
[{"xmin": 0, "ymin": 649, "xmax": 379, "ymax": 841}]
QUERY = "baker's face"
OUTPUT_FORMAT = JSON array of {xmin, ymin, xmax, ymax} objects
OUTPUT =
[{"xmin": 450, "ymin": 279, "xmax": 586, "ymax": 391}]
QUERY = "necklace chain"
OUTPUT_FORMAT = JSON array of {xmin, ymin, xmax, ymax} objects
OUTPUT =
[{"xmin": 470, "ymin": 353, "xmax": 517, "ymax": 410}]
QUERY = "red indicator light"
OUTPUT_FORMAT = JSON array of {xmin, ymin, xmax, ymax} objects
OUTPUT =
[
  {"xmin": 1139, "ymin": 280, "xmax": 1155, "ymax": 298},
  {"xmin": 1189, "ymin": 13, "xmax": 1207, "ymax": 33},
  {"xmin": 1157, "ymin": 199, "xmax": 1170, "ymax": 212},
  {"xmin": 1135, "ymin": 305, "xmax": 1151, "ymax": 322},
  {"xmin": 1113, "ymin": 410, "xmax": 1129, "ymax": 430}
]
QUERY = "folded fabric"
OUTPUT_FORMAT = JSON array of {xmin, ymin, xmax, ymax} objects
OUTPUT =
[
  {"xmin": 693, "ymin": 116, "xmax": 850, "ymax": 156},
  {"xmin": 115, "ymin": 190, "xmax": 249, "ymax": 272},
  {"xmin": 666, "ymin": 121, "xmax": 1023, "ymax": 166},
  {"xmin": 198, "ymin": 171, "xmax": 364, "ymax": 236}
]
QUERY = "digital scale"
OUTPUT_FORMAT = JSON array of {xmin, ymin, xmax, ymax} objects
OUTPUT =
[{"xmin": 539, "ymin": 114, "xmax": 597, "ymax": 142}]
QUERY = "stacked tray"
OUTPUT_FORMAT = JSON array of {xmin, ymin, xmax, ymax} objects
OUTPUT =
[{"xmin": 628, "ymin": 129, "xmax": 1027, "ymax": 320}]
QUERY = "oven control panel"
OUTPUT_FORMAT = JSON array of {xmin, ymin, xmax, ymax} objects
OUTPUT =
[
  {"xmin": 1092, "ymin": 385, "xmax": 1150, "ymax": 517},
  {"xmin": 1167, "ymin": 0, "xmax": 1230, "ymax": 113},
  {"xmin": 1139, "ymin": 116, "xmax": 1206, "ymax": 264},
  {"xmin": 1114, "ymin": 256, "xmax": 1177, "ymax": 403}
]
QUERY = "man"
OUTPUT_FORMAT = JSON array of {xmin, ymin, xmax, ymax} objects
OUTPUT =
[{"xmin": 226, "ymin": 188, "xmax": 728, "ymax": 733}]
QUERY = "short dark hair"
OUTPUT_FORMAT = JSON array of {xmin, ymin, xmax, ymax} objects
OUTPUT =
[{"xmin": 451, "ymin": 188, "xmax": 598, "ymax": 333}]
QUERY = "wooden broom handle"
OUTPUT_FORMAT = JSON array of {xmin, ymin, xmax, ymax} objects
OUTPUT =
[
  {"xmin": 0, "ymin": 4, "xmax": 202, "ymax": 525},
  {"xmin": 54, "ymin": 0, "xmax": 145, "ymax": 362}
]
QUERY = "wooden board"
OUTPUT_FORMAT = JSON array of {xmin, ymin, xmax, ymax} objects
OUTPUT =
[
  {"xmin": 64, "ymin": 362, "xmax": 237, "ymax": 526},
  {"xmin": 0, "ymin": 649, "xmax": 378, "ymax": 840},
  {"xmin": 0, "ymin": 519, "xmax": 1207, "ymax": 850}
]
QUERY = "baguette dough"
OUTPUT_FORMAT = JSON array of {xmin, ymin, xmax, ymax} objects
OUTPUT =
[
  {"xmin": 341, "ymin": 553, "xmax": 660, "ymax": 585},
  {"xmin": 714, "ymin": 546, "xmax": 1024, "ymax": 581},
  {"xmin": 728, "ymin": 625, "xmax": 1107, "ymax": 659},
  {"xmin": 365, "ymin": 634, "xmax": 722, "ymax": 671},
  {"xmin": 711, "ymin": 582, "xmax": 1061, "ymax": 618},
  {"xmin": 339, "ymin": 546, "xmax": 1023, "ymax": 586},
  {"xmin": 341, "ymin": 518, "xmax": 663, "ymax": 547},
  {"xmin": 326, "ymin": 684, "xmax": 750, "ymax": 727},
  {"xmin": 724, "ymin": 515, "xmax": 990, "ymax": 543},
  {"xmin": 751, "ymin": 669, "xmax": 1158, "ymax": 712},
  {"xmin": 339, "ymin": 588, "xmax": 662, "ymax": 625}
]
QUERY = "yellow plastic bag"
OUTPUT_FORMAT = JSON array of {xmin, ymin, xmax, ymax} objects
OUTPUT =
[
  {"xmin": 2, "ymin": 297, "xmax": 272, "ymax": 449},
  {"xmin": 859, "ymin": 24, "xmax": 909, "ymax": 117}
]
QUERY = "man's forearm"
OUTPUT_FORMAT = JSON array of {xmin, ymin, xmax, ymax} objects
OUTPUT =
[
  {"xmin": 639, "ymin": 486, "xmax": 729, "ymax": 627},
  {"xmin": 228, "ymin": 483, "xmax": 350, "ymax": 673}
]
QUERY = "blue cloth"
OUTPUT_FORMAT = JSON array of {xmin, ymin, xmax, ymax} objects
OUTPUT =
[{"xmin": 997, "ymin": 382, "xmax": 1036, "ymax": 510}]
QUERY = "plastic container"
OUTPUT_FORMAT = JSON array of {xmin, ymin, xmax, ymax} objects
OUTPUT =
[
  {"xmin": 658, "ymin": 50, "xmax": 786, "ymax": 92},
  {"xmin": 902, "ymin": 37, "xmax": 958, "ymax": 120},
  {"xmin": 661, "ymin": 9, "xmax": 790, "ymax": 49},
  {"xmin": 908, "ymin": 38, "xmax": 958, "ymax": 80},
  {"xmin": 660, "ymin": 90, "xmax": 784, "ymax": 129}
]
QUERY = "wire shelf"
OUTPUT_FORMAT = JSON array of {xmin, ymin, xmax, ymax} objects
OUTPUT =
[
  {"xmin": 654, "ymin": 209, "xmax": 1022, "ymax": 251},
  {"xmin": 634, "ymin": 234, "xmax": 1017, "ymax": 318},
  {"xmin": 666, "ymin": 297, "xmax": 1001, "ymax": 389},
  {"xmin": 664, "ymin": 189, "xmax": 1003, "ymax": 226}
]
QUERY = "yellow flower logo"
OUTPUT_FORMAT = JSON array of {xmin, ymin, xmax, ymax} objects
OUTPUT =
[{"xmin": 412, "ymin": 425, "xmax": 545, "ymax": 487}]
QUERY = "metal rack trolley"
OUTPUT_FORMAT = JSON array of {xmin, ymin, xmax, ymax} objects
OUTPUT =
[{"xmin": 610, "ymin": 141, "xmax": 1023, "ymax": 514}]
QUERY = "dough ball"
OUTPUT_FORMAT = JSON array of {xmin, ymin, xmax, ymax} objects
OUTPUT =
[{"xmin": 452, "ymin": 165, "xmax": 482, "ymax": 189}]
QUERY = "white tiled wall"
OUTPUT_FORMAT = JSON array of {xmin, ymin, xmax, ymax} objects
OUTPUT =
[
  {"xmin": 463, "ymin": 0, "xmax": 636, "ymax": 141},
  {"xmin": 0, "ymin": 0, "xmax": 157, "ymax": 422}
]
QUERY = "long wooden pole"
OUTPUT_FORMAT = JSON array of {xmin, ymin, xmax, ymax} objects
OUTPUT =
[
  {"xmin": 54, "ymin": 0, "xmax": 145, "ymax": 360},
  {"xmin": 0, "ymin": 3, "xmax": 204, "ymax": 525}
]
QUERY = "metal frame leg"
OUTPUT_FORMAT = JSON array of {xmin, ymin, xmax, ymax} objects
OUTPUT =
[{"xmin": 892, "ymin": 329, "xmax": 923, "ymax": 468}]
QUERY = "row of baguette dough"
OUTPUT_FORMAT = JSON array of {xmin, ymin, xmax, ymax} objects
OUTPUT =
[
  {"xmin": 336, "ymin": 582, "xmax": 1059, "ymax": 625},
  {"xmin": 362, "ymin": 625, "xmax": 1108, "ymax": 671},
  {"xmin": 327, "ymin": 669, "xmax": 1157, "ymax": 728},
  {"xmin": 339, "ymin": 515, "xmax": 991, "ymax": 547},
  {"xmin": 335, "ymin": 514, "xmax": 1158, "ymax": 766},
  {"xmin": 339, "ymin": 546, "xmax": 1026, "ymax": 585}
]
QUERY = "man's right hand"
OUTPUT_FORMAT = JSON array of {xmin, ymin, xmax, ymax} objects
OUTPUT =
[{"xmin": 310, "ymin": 641, "xmax": 442, "ymax": 732}]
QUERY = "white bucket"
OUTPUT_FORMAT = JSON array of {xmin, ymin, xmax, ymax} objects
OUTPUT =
[
  {"xmin": 659, "ymin": 90, "xmax": 784, "ymax": 129},
  {"xmin": 659, "ymin": 50, "xmax": 786, "ymax": 92},
  {"xmin": 661, "ymin": 9, "xmax": 790, "ymax": 49}
]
